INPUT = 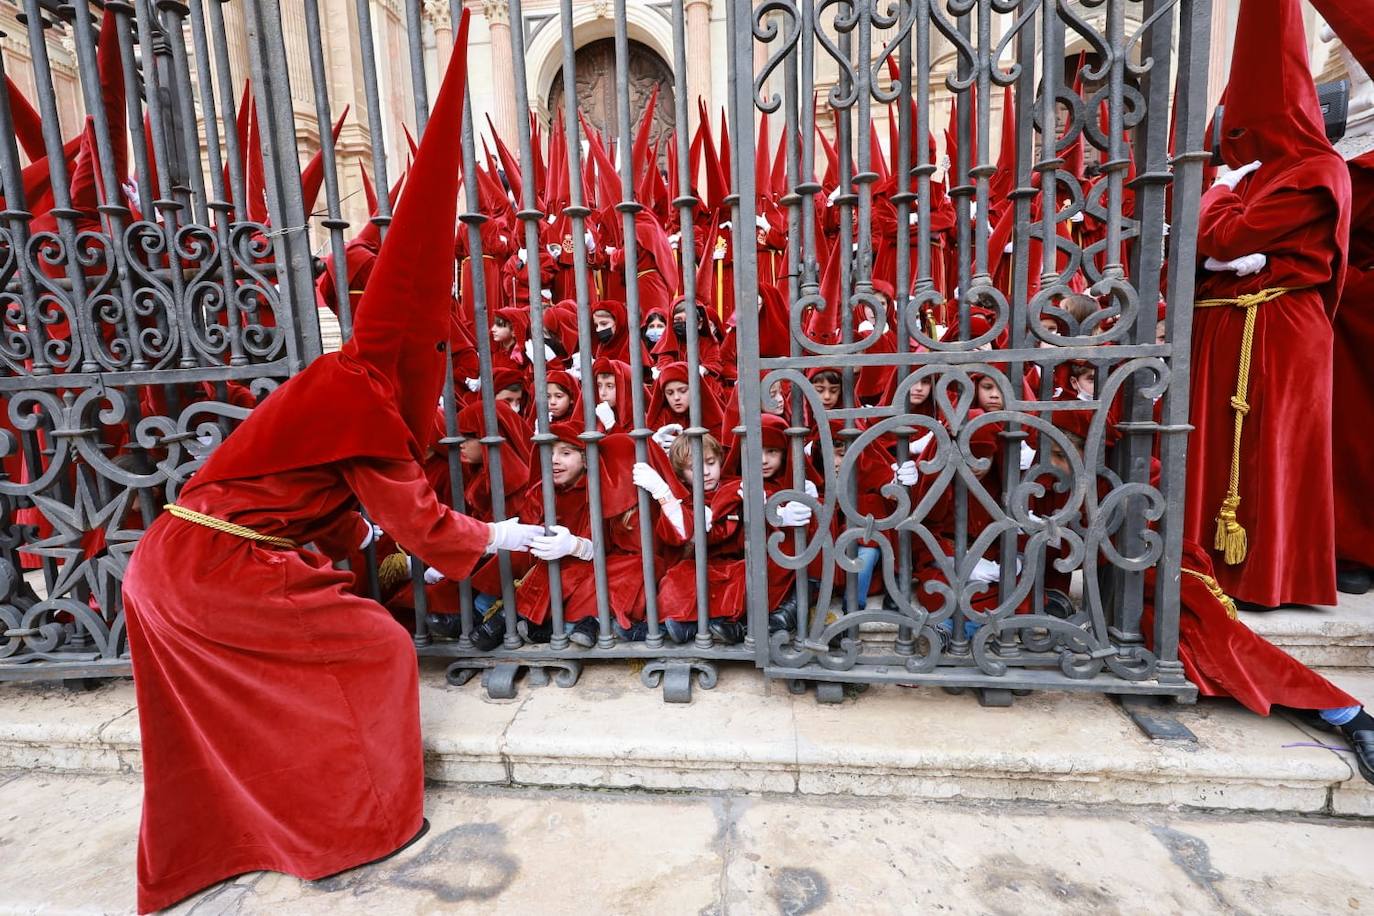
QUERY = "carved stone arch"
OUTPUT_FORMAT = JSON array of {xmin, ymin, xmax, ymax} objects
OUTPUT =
[{"xmin": 546, "ymin": 38, "xmax": 675, "ymax": 156}]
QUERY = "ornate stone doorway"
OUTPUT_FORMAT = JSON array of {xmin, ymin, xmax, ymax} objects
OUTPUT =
[{"xmin": 547, "ymin": 38, "xmax": 675, "ymax": 159}]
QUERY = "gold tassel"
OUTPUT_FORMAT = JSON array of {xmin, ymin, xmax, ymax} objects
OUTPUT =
[
  {"xmin": 1213, "ymin": 493, "xmax": 1247, "ymax": 566},
  {"xmin": 377, "ymin": 549, "xmax": 411, "ymax": 593},
  {"xmin": 1182, "ymin": 567, "xmax": 1239, "ymax": 620}
]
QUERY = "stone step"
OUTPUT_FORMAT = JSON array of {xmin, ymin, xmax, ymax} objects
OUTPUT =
[
  {"xmin": 4, "ymin": 768, "xmax": 1373, "ymax": 915},
  {"xmin": 1239, "ymin": 590, "xmax": 1374, "ymax": 668},
  {"xmin": 1, "ymin": 661, "xmax": 1369, "ymax": 819}
]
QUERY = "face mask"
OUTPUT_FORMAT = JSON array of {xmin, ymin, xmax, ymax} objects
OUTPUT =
[
  {"xmin": 645, "ymin": 327, "xmax": 664, "ymax": 343},
  {"xmin": 672, "ymin": 321, "xmax": 687, "ymax": 340},
  {"xmin": 596, "ymin": 327, "xmax": 614, "ymax": 344}
]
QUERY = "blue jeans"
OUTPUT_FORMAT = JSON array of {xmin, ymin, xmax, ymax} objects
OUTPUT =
[{"xmin": 846, "ymin": 546, "xmax": 882, "ymax": 613}]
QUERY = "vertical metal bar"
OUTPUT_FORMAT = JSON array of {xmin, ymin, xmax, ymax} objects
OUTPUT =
[
  {"xmin": 205, "ymin": 0, "xmax": 247, "ymax": 224},
  {"xmin": 671, "ymin": 0, "xmax": 712, "ymax": 649},
  {"xmin": 458, "ymin": 79, "xmax": 516, "ymax": 647},
  {"xmin": 404, "ymin": 0, "xmax": 430, "ymax": 134},
  {"xmin": 244, "ymin": 0, "xmax": 319, "ymax": 366},
  {"xmin": 892, "ymin": 0, "xmax": 914, "ymax": 651},
  {"xmin": 508, "ymin": 0, "xmax": 570, "ymax": 646},
  {"xmin": 352, "ymin": 0, "xmax": 394, "ymax": 240},
  {"xmin": 730, "ymin": 0, "xmax": 766, "ymax": 667},
  {"xmin": 556, "ymin": 0, "xmax": 605, "ymax": 652},
  {"xmin": 1155, "ymin": 0, "xmax": 1211, "ymax": 685},
  {"xmin": 612, "ymin": 0, "xmax": 662, "ymax": 647}
]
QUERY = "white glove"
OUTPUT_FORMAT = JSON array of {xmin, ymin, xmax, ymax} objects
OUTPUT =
[
  {"xmin": 568, "ymin": 362, "xmax": 582, "ymax": 381},
  {"xmin": 1214, "ymin": 159, "xmax": 1261, "ymax": 191},
  {"xmin": 827, "ymin": 186, "xmax": 842, "ymax": 206},
  {"xmin": 857, "ymin": 319, "xmax": 875, "ymax": 334},
  {"xmin": 719, "ymin": 220, "xmax": 732, "ymax": 230},
  {"xmin": 804, "ymin": 441, "xmax": 814, "ymax": 457},
  {"xmin": 1204, "ymin": 253, "xmax": 1267, "ymax": 277},
  {"xmin": 777, "ymin": 500, "xmax": 813, "ymax": 527},
  {"xmin": 893, "ymin": 460, "xmax": 918, "ymax": 486},
  {"xmin": 594, "ymin": 400, "xmax": 616, "ymax": 429},
  {"xmin": 464, "ymin": 377, "xmax": 481, "ymax": 392},
  {"xmin": 755, "ymin": 213, "xmax": 770, "ymax": 232},
  {"xmin": 970, "ymin": 557, "xmax": 1001, "ymax": 584},
  {"xmin": 603, "ymin": 245, "xmax": 615, "ymax": 256},
  {"xmin": 698, "ymin": 364, "xmax": 709, "ymax": 377},
  {"xmin": 546, "ymin": 243, "xmax": 561, "ymax": 259},
  {"xmin": 584, "ymin": 231, "xmax": 595, "ymax": 248},
  {"xmin": 909, "ymin": 431, "xmax": 934, "ymax": 456},
  {"xmin": 650, "ymin": 365, "xmax": 661, "ymax": 380},
  {"xmin": 1019, "ymin": 441, "xmax": 1036, "ymax": 471},
  {"xmin": 530, "ymin": 525, "xmax": 594, "ymax": 561},
  {"xmin": 667, "ymin": 232, "xmax": 681, "ymax": 248},
  {"xmin": 652, "ymin": 423, "xmax": 683, "ymax": 450},
  {"xmin": 423, "ymin": 566, "xmax": 445, "ymax": 586},
  {"xmin": 803, "ymin": 480, "xmax": 818, "ymax": 499},
  {"xmin": 359, "ymin": 522, "xmax": 383, "ymax": 550},
  {"xmin": 909, "ymin": 212, "xmax": 919, "ymax": 226},
  {"xmin": 516, "ymin": 247, "xmax": 528, "ymax": 266},
  {"xmin": 486, "ymin": 518, "xmax": 544, "ymax": 554},
  {"xmin": 524, "ymin": 339, "xmax": 556, "ymax": 362},
  {"xmin": 633, "ymin": 462, "xmax": 672, "ymax": 500},
  {"xmin": 702, "ymin": 506, "xmax": 714, "ymax": 532}
]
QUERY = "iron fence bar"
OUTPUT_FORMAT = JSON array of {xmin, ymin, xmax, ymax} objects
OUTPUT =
[
  {"xmin": 351, "ymin": 0, "xmax": 394, "ymax": 253},
  {"xmin": 300, "ymin": 0, "xmax": 356, "ymax": 342},
  {"xmin": 204, "ymin": 0, "xmax": 247, "ymax": 224},
  {"xmin": 507, "ymin": 0, "xmax": 571, "ymax": 647},
  {"xmin": 245, "ymin": 0, "xmax": 319, "ymax": 366},
  {"xmin": 1155, "ymin": 0, "xmax": 1212, "ymax": 686},
  {"xmin": 612, "ymin": 0, "xmax": 663, "ymax": 648},
  {"xmin": 457, "ymin": 79, "xmax": 516, "ymax": 648},
  {"xmin": 555, "ymin": 0, "xmax": 604, "ymax": 652},
  {"xmin": 670, "ymin": 0, "xmax": 713, "ymax": 650},
  {"xmin": 891, "ymin": 0, "xmax": 914, "ymax": 652}
]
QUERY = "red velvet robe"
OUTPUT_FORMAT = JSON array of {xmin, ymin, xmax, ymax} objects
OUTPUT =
[
  {"xmin": 1187, "ymin": 179, "xmax": 1343, "ymax": 606},
  {"xmin": 123, "ymin": 459, "xmax": 489, "ymax": 913},
  {"xmin": 1333, "ymin": 156, "xmax": 1374, "ymax": 571}
]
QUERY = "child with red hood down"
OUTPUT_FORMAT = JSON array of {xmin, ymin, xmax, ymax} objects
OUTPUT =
[
  {"xmin": 481, "ymin": 425, "xmax": 692, "ymax": 647},
  {"xmin": 419, "ymin": 400, "xmax": 538, "ymax": 638},
  {"xmin": 1044, "ymin": 410, "xmax": 1373, "ymax": 786},
  {"xmin": 647, "ymin": 361, "xmax": 728, "ymax": 452},
  {"xmin": 656, "ymin": 414, "xmax": 816, "ymax": 644}
]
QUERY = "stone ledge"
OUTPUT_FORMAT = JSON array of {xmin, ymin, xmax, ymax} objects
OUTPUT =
[
  {"xmin": 1240, "ymin": 591, "xmax": 1374, "ymax": 668},
  {"xmin": 1, "ymin": 660, "xmax": 1367, "ymax": 818}
]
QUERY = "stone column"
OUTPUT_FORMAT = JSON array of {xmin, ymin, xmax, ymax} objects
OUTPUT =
[
  {"xmin": 685, "ymin": 0, "xmax": 711, "ymax": 133},
  {"xmin": 1206, "ymin": 0, "xmax": 1232, "ymax": 113},
  {"xmin": 482, "ymin": 0, "xmax": 516, "ymax": 143},
  {"xmin": 426, "ymin": 0, "xmax": 453, "ymax": 73}
]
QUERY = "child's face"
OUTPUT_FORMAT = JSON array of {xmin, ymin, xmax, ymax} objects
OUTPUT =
[
  {"xmin": 492, "ymin": 317, "xmax": 513, "ymax": 346},
  {"xmin": 593, "ymin": 310, "xmax": 616, "ymax": 336},
  {"xmin": 908, "ymin": 376, "xmax": 932, "ymax": 408},
  {"xmin": 495, "ymin": 386, "xmax": 523, "ymax": 413},
  {"xmin": 832, "ymin": 441, "xmax": 848, "ymax": 474},
  {"xmin": 976, "ymin": 376, "xmax": 1003, "ymax": 411},
  {"xmin": 664, "ymin": 380, "xmax": 690, "ymax": 416},
  {"xmin": 1038, "ymin": 316, "xmax": 1058, "ymax": 347},
  {"xmin": 762, "ymin": 447, "xmax": 784, "ymax": 479},
  {"xmin": 595, "ymin": 372, "xmax": 617, "ymax": 407},
  {"xmin": 547, "ymin": 383, "xmax": 571, "ymax": 419},
  {"xmin": 646, "ymin": 315, "xmax": 666, "ymax": 335},
  {"xmin": 765, "ymin": 381, "xmax": 785, "ymax": 415},
  {"xmin": 1049, "ymin": 441, "xmax": 1072, "ymax": 474},
  {"xmin": 551, "ymin": 442, "xmax": 586, "ymax": 487},
  {"xmin": 459, "ymin": 438, "xmax": 484, "ymax": 465},
  {"xmin": 1155, "ymin": 318, "xmax": 1167, "ymax": 346},
  {"xmin": 814, "ymin": 377, "xmax": 840, "ymax": 410},
  {"xmin": 681, "ymin": 452, "xmax": 723, "ymax": 492},
  {"xmin": 1070, "ymin": 369, "xmax": 1095, "ymax": 399}
]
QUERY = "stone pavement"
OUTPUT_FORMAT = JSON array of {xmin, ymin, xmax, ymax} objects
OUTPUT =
[{"xmin": 1, "ymin": 768, "xmax": 1372, "ymax": 915}]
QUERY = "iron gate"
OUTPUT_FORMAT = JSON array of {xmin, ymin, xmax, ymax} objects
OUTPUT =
[{"xmin": 0, "ymin": 0, "xmax": 1209, "ymax": 704}]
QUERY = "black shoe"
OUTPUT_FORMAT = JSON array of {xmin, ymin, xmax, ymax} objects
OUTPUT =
[
  {"xmin": 569, "ymin": 617, "xmax": 599, "ymax": 648},
  {"xmin": 469, "ymin": 613, "xmax": 506, "ymax": 651},
  {"xmin": 707, "ymin": 617, "xmax": 747, "ymax": 645},
  {"xmin": 1234, "ymin": 599, "xmax": 1279, "ymax": 613},
  {"xmin": 664, "ymin": 619, "xmax": 698, "ymax": 644},
  {"xmin": 618, "ymin": 621, "xmax": 649, "ymax": 642},
  {"xmin": 769, "ymin": 597, "xmax": 798, "ymax": 634},
  {"xmin": 426, "ymin": 613, "xmax": 463, "ymax": 640},
  {"xmin": 1347, "ymin": 728, "xmax": 1374, "ymax": 786},
  {"xmin": 516, "ymin": 617, "xmax": 552, "ymax": 644},
  {"xmin": 1337, "ymin": 566, "xmax": 1373, "ymax": 596}
]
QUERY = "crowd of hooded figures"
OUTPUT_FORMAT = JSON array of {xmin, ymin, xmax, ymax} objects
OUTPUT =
[{"xmin": 4, "ymin": 0, "xmax": 1373, "ymax": 912}]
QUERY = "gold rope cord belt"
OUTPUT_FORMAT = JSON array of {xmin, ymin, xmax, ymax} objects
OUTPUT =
[
  {"xmin": 1191, "ymin": 286, "xmax": 1307, "ymax": 565},
  {"xmin": 164, "ymin": 504, "xmax": 299, "ymax": 550},
  {"xmin": 1180, "ymin": 567, "xmax": 1239, "ymax": 620}
]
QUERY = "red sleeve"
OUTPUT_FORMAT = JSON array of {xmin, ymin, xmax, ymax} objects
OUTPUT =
[
  {"xmin": 342, "ymin": 458, "xmax": 491, "ymax": 582},
  {"xmin": 1197, "ymin": 185, "xmax": 1333, "ymax": 262},
  {"xmin": 311, "ymin": 510, "xmax": 370, "ymax": 560}
]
